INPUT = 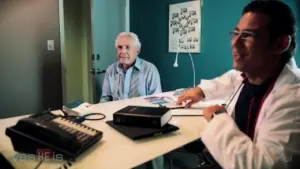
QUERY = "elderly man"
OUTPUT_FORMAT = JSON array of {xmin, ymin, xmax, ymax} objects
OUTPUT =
[
  {"xmin": 177, "ymin": 1, "xmax": 300, "ymax": 169},
  {"xmin": 100, "ymin": 32, "xmax": 162, "ymax": 102}
]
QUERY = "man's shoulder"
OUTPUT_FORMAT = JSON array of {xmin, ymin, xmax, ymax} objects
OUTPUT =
[
  {"xmin": 227, "ymin": 69, "xmax": 242, "ymax": 75},
  {"xmin": 106, "ymin": 62, "xmax": 119, "ymax": 73},
  {"xmin": 104, "ymin": 62, "xmax": 119, "ymax": 77},
  {"xmin": 139, "ymin": 58, "xmax": 158, "ymax": 71},
  {"xmin": 278, "ymin": 83, "xmax": 300, "ymax": 94},
  {"xmin": 274, "ymin": 66, "xmax": 300, "ymax": 95},
  {"xmin": 220, "ymin": 69, "xmax": 243, "ymax": 82},
  {"xmin": 272, "ymin": 83, "xmax": 300, "ymax": 104},
  {"xmin": 263, "ymin": 82, "xmax": 300, "ymax": 122}
]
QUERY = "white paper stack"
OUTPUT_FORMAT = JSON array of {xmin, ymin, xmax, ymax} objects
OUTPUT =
[{"xmin": 171, "ymin": 99, "xmax": 225, "ymax": 116}]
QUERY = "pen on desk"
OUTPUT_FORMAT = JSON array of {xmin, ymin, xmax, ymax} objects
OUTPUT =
[
  {"xmin": 170, "ymin": 106, "xmax": 185, "ymax": 110},
  {"xmin": 158, "ymin": 104, "xmax": 185, "ymax": 109},
  {"xmin": 222, "ymin": 103, "xmax": 229, "ymax": 109}
]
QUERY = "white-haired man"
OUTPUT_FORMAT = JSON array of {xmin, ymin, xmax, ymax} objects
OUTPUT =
[{"xmin": 100, "ymin": 32, "xmax": 162, "ymax": 102}]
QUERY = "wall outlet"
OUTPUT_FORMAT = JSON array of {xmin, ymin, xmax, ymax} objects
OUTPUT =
[{"xmin": 47, "ymin": 40, "xmax": 54, "ymax": 51}]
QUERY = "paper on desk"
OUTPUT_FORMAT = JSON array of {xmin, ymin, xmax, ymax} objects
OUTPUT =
[
  {"xmin": 171, "ymin": 99, "xmax": 225, "ymax": 116},
  {"xmin": 144, "ymin": 96, "xmax": 182, "ymax": 108},
  {"xmin": 144, "ymin": 96, "xmax": 178, "ymax": 104},
  {"xmin": 51, "ymin": 110, "xmax": 64, "ymax": 116},
  {"xmin": 192, "ymin": 99, "xmax": 225, "ymax": 108},
  {"xmin": 171, "ymin": 108, "xmax": 204, "ymax": 116}
]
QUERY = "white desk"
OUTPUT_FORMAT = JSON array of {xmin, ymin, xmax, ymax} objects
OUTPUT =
[{"xmin": 0, "ymin": 92, "xmax": 216, "ymax": 169}]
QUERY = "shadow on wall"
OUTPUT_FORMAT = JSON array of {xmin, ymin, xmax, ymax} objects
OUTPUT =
[
  {"xmin": 297, "ymin": 1, "xmax": 300, "ymax": 30},
  {"xmin": 297, "ymin": 0, "xmax": 300, "ymax": 22},
  {"xmin": 42, "ymin": 62, "xmax": 63, "ymax": 110},
  {"xmin": 0, "ymin": 0, "xmax": 37, "ymax": 22}
]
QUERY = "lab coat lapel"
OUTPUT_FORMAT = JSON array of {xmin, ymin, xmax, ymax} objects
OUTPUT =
[{"xmin": 253, "ymin": 66, "xmax": 298, "ymax": 141}]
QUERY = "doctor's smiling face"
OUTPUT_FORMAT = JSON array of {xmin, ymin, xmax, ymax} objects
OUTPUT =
[{"xmin": 230, "ymin": 12, "xmax": 276, "ymax": 73}]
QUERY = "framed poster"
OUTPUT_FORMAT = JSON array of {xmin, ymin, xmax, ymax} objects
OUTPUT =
[{"xmin": 168, "ymin": 0, "xmax": 201, "ymax": 53}]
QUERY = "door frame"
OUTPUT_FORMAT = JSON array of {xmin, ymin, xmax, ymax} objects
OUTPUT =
[
  {"xmin": 59, "ymin": 0, "xmax": 66, "ymax": 104},
  {"xmin": 59, "ymin": 0, "xmax": 130, "ymax": 104},
  {"xmin": 59, "ymin": 0, "xmax": 93, "ymax": 104},
  {"xmin": 125, "ymin": 0, "xmax": 130, "ymax": 31},
  {"xmin": 90, "ymin": 0, "xmax": 130, "ymax": 103}
]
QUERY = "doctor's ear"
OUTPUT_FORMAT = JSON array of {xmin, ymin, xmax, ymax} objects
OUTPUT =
[{"xmin": 276, "ymin": 35, "xmax": 291, "ymax": 54}]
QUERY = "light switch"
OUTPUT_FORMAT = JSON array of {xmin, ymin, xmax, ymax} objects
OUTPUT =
[{"xmin": 47, "ymin": 40, "xmax": 54, "ymax": 51}]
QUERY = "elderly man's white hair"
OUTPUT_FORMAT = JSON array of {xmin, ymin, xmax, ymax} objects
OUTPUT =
[{"xmin": 115, "ymin": 32, "xmax": 141, "ymax": 49}]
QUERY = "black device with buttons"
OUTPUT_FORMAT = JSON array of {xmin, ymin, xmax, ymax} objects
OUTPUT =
[{"xmin": 5, "ymin": 111, "xmax": 103, "ymax": 161}]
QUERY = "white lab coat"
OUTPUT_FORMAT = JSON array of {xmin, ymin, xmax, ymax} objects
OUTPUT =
[{"xmin": 199, "ymin": 60, "xmax": 300, "ymax": 169}]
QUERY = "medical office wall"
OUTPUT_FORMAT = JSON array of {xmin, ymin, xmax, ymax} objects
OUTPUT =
[
  {"xmin": 130, "ymin": 0, "xmax": 300, "ymax": 91},
  {"xmin": 0, "ymin": 0, "xmax": 63, "ymax": 118}
]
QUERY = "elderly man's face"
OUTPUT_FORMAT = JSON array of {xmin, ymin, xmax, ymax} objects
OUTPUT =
[
  {"xmin": 116, "ymin": 36, "xmax": 140, "ymax": 68},
  {"xmin": 231, "ymin": 12, "xmax": 278, "ymax": 73}
]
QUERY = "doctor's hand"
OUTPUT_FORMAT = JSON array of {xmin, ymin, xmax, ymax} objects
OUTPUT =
[
  {"xmin": 203, "ymin": 105, "xmax": 227, "ymax": 122},
  {"xmin": 176, "ymin": 87, "xmax": 205, "ymax": 107}
]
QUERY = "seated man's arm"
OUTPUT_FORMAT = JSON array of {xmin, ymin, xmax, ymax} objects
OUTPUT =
[
  {"xmin": 100, "ymin": 72, "xmax": 112, "ymax": 103},
  {"xmin": 199, "ymin": 69, "xmax": 242, "ymax": 100},
  {"xmin": 146, "ymin": 65, "xmax": 162, "ymax": 95},
  {"xmin": 201, "ymin": 84, "xmax": 300, "ymax": 169},
  {"xmin": 177, "ymin": 69, "xmax": 242, "ymax": 106}
]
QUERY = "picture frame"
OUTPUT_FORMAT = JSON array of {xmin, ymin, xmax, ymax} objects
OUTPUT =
[{"xmin": 168, "ymin": 0, "xmax": 202, "ymax": 53}]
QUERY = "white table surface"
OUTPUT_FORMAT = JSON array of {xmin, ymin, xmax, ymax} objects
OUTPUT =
[{"xmin": 0, "ymin": 92, "xmax": 222, "ymax": 169}]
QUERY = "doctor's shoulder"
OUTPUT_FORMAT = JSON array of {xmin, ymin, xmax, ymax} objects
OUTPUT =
[
  {"xmin": 271, "ymin": 83, "xmax": 300, "ymax": 103},
  {"xmin": 220, "ymin": 69, "xmax": 244, "ymax": 83},
  {"xmin": 270, "ymin": 66, "xmax": 300, "ymax": 100},
  {"xmin": 263, "ymin": 83, "xmax": 300, "ymax": 123}
]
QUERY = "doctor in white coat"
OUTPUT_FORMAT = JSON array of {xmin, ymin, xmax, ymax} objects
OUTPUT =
[{"xmin": 177, "ymin": 1, "xmax": 300, "ymax": 169}]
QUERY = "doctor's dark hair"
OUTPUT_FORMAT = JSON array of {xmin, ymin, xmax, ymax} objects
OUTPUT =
[{"xmin": 243, "ymin": 0, "xmax": 297, "ymax": 64}]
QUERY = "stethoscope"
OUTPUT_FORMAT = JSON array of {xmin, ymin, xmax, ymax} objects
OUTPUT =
[
  {"xmin": 222, "ymin": 74, "xmax": 248, "ymax": 109},
  {"xmin": 222, "ymin": 73, "xmax": 278, "ymax": 139}
]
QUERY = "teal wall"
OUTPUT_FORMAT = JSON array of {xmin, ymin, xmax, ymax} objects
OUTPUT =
[
  {"xmin": 287, "ymin": 0, "xmax": 300, "ymax": 64},
  {"xmin": 130, "ymin": 0, "xmax": 300, "ymax": 92}
]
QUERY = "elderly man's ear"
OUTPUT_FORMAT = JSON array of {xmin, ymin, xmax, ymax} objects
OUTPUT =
[{"xmin": 136, "ymin": 49, "xmax": 141, "ymax": 55}]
